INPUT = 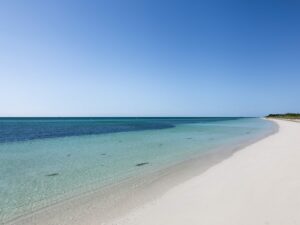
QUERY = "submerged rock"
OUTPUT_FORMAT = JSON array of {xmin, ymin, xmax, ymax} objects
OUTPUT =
[
  {"xmin": 135, "ymin": 162, "xmax": 149, "ymax": 167},
  {"xmin": 46, "ymin": 173, "xmax": 59, "ymax": 177}
]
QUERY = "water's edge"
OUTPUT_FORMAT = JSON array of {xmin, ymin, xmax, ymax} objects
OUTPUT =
[{"xmin": 6, "ymin": 119, "xmax": 278, "ymax": 225}]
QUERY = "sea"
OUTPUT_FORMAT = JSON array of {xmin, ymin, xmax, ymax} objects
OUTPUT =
[{"xmin": 0, "ymin": 117, "xmax": 275, "ymax": 223}]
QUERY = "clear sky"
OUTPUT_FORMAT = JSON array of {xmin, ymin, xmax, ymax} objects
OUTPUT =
[{"xmin": 0, "ymin": 0, "xmax": 299, "ymax": 117}]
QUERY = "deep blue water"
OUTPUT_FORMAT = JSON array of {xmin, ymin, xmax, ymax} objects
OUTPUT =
[{"xmin": 0, "ymin": 117, "xmax": 242, "ymax": 143}]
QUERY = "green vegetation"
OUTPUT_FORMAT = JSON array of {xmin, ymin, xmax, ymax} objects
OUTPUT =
[{"xmin": 266, "ymin": 113, "xmax": 300, "ymax": 119}]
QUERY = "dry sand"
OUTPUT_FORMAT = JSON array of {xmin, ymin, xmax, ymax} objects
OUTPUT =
[{"xmin": 111, "ymin": 119, "xmax": 300, "ymax": 225}]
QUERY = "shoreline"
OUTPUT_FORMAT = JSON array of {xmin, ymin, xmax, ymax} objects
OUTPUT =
[
  {"xmin": 6, "ymin": 119, "xmax": 277, "ymax": 225},
  {"xmin": 112, "ymin": 119, "xmax": 300, "ymax": 225}
]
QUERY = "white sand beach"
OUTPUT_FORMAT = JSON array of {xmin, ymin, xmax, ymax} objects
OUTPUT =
[
  {"xmin": 7, "ymin": 119, "xmax": 299, "ymax": 225},
  {"xmin": 111, "ymin": 119, "xmax": 300, "ymax": 225}
]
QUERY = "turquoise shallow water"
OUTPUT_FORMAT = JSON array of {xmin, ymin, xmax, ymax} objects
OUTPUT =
[{"xmin": 0, "ymin": 117, "xmax": 275, "ymax": 223}]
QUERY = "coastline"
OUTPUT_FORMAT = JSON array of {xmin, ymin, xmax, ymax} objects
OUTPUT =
[
  {"xmin": 5, "ymin": 119, "xmax": 277, "ymax": 225},
  {"xmin": 111, "ymin": 119, "xmax": 300, "ymax": 225}
]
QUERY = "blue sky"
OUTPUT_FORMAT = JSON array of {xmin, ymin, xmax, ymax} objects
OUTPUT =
[{"xmin": 0, "ymin": 0, "xmax": 299, "ymax": 116}]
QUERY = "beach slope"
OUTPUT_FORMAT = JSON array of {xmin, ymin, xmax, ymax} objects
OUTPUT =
[{"xmin": 112, "ymin": 119, "xmax": 300, "ymax": 225}]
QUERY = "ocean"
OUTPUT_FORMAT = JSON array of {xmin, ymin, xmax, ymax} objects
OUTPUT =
[{"xmin": 0, "ymin": 117, "xmax": 275, "ymax": 223}]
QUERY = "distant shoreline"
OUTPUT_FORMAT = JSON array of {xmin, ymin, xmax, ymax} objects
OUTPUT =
[{"xmin": 266, "ymin": 113, "xmax": 300, "ymax": 120}]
